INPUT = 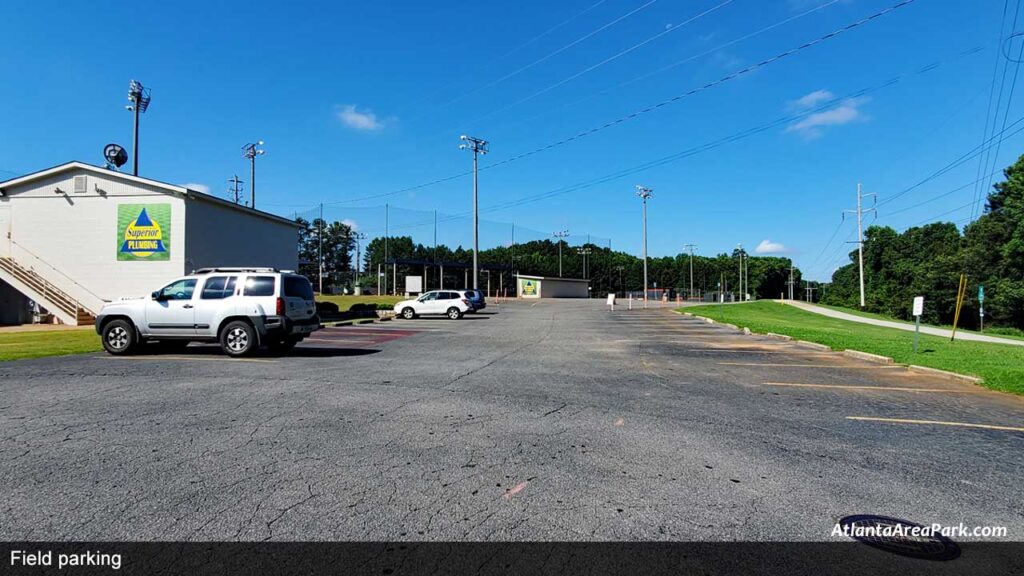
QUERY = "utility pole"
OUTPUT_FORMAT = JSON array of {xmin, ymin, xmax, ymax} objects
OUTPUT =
[
  {"xmin": 636, "ymin": 185, "xmax": 653, "ymax": 307},
  {"xmin": 843, "ymin": 182, "xmax": 876, "ymax": 308},
  {"xmin": 553, "ymin": 230, "xmax": 570, "ymax": 277},
  {"xmin": 787, "ymin": 265, "xmax": 795, "ymax": 301},
  {"xmin": 806, "ymin": 281, "xmax": 817, "ymax": 302},
  {"xmin": 384, "ymin": 203, "xmax": 389, "ymax": 296},
  {"xmin": 433, "ymin": 210, "xmax": 438, "ymax": 289},
  {"xmin": 126, "ymin": 80, "xmax": 151, "ymax": 177},
  {"xmin": 227, "ymin": 175, "xmax": 244, "ymax": 204},
  {"xmin": 459, "ymin": 135, "xmax": 488, "ymax": 290},
  {"xmin": 684, "ymin": 243, "xmax": 697, "ymax": 300},
  {"xmin": 242, "ymin": 141, "xmax": 266, "ymax": 208},
  {"xmin": 318, "ymin": 203, "xmax": 324, "ymax": 294},
  {"xmin": 615, "ymin": 265, "xmax": 625, "ymax": 296}
]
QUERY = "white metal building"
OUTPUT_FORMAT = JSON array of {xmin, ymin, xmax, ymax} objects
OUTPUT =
[
  {"xmin": 0, "ymin": 161, "xmax": 300, "ymax": 325},
  {"xmin": 516, "ymin": 274, "xmax": 590, "ymax": 298}
]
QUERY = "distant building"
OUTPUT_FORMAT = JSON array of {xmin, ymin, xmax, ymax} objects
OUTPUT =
[
  {"xmin": 516, "ymin": 274, "xmax": 589, "ymax": 298},
  {"xmin": 0, "ymin": 161, "xmax": 300, "ymax": 325}
]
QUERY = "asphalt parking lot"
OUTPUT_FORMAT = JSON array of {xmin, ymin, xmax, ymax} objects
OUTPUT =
[{"xmin": 1, "ymin": 299, "xmax": 1022, "ymax": 541}]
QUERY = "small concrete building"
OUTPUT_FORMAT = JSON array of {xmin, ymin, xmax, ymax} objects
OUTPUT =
[
  {"xmin": 0, "ymin": 161, "xmax": 300, "ymax": 325},
  {"xmin": 516, "ymin": 274, "xmax": 590, "ymax": 298}
]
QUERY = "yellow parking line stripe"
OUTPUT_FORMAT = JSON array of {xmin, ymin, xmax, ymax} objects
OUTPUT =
[
  {"xmin": 762, "ymin": 382, "xmax": 980, "ymax": 393},
  {"xmin": 846, "ymin": 416, "xmax": 1024, "ymax": 432},
  {"xmin": 97, "ymin": 355, "xmax": 275, "ymax": 363}
]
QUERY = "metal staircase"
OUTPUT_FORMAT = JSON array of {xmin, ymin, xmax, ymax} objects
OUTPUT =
[{"xmin": 0, "ymin": 256, "xmax": 98, "ymax": 326}]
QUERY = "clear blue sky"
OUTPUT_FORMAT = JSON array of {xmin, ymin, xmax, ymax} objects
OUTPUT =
[{"xmin": 1, "ymin": 0, "xmax": 1019, "ymax": 280}]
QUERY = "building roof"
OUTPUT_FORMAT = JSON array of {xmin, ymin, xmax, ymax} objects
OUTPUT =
[
  {"xmin": 0, "ymin": 161, "xmax": 300, "ymax": 228},
  {"xmin": 516, "ymin": 274, "xmax": 590, "ymax": 283}
]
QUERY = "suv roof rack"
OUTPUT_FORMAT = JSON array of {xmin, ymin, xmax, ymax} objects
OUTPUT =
[{"xmin": 191, "ymin": 267, "xmax": 280, "ymax": 274}]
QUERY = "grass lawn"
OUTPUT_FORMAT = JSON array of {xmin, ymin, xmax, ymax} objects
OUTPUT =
[
  {"xmin": 317, "ymin": 294, "xmax": 403, "ymax": 311},
  {"xmin": 0, "ymin": 329, "xmax": 100, "ymax": 362},
  {"xmin": 814, "ymin": 303, "xmax": 1024, "ymax": 342},
  {"xmin": 682, "ymin": 301, "xmax": 1024, "ymax": 395}
]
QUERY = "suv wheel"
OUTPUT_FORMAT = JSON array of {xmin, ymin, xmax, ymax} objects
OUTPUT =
[
  {"xmin": 447, "ymin": 307, "xmax": 463, "ymax": 320},
  {"xmin": 221, "ymin": 320, "xmax": 256, "ymax": 357},
  {"xmin": 102, "ymin": 319, "xmax": 137, "ymax": 355},
  {"xmin": 401, "ymin": 307, "xmax": 416, "ymax": 320}
]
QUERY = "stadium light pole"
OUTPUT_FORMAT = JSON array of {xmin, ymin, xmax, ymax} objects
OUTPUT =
[
  {"xmin": 126, "ymin": 80, "xmax": 152, "ymax": 176},
  {"xmin": 354, "ymin": 232, "xmax": 368, "ymax": 288},
  {"xmin": 737, "ymin": 243, "xmax": 744, "ymax": 301},
  {"xmin": 242, "ymin": 141, "xmax": 266, "ymax": 208},
  {"xmin": 459, "ymin": 135, "xmax": 488, "ymax": 290},
  {"xmin": 684, "ymin": 243, "xmax": 697, "ymax": 300},
  {"xmin": 576, "ymin": 247, "xmax": 592, "ymax": 279},
  {"xmin": 636, "ymin": 186, "xmax": 653, "ymax": 308},
  {"xmin": 553, "ymin": 230, "xmax": 570, "ymax": 277}
]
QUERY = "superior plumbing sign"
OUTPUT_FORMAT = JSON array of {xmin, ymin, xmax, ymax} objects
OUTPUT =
[{"xmin": 117, "ymin": 204, "xmax": 171, "ymax": 261}]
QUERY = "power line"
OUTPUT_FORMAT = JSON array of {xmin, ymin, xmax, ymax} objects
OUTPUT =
[
  {"xmin": 969, "ymin": 0, "xmax": 1013, "ymax": 221},
  {"xmin": 411, "ymin": 0, "xmax": 610, "ymax": 110},
  {"xmin": 976, "ymin": 0, "xmax": 1024, "ymax": 218},
  {"xmin": 443, "ymin": 0, "xmax": 660, "ymax": 108},
  {"xmin": 500, "ymin": 0, "xmax": 843, "ymax": 131},
  {"xmin": 325, "ymin": 0, "xmax": 916, "ymax": 207},
  {"xmin": 465, "ymin": 0, "xmax": 734, "ymax": 126},
  {"xmin": 877, "ymin": 111, "xmax": 1024, "ymax": 207},
  {"xmin": 480, "ymin": 0, "xmax": 917, "ymax": 174}
]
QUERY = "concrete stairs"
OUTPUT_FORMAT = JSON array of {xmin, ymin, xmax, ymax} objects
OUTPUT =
[{"xmin": 0, "ymin": 256, "xmax": 97, "ymax": 326}]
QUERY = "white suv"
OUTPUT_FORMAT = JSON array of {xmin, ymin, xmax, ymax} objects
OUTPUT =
[
  {"xmin": 95, "ymin": 268, "xmax": 320, "ymax": 357},
  {"xmin": 393, "ymin": 290, "xmax": 472, "ymax": 320}
]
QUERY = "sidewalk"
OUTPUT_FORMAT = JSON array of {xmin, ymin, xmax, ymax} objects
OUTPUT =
[{"xmin": 785, "ymin": 300, "xmax": 1024, "ymax": 348}]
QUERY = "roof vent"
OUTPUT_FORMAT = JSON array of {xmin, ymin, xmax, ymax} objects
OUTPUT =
[{"xmin": 73, "ymin": 175, "xmax": 87, "ymax": 194}]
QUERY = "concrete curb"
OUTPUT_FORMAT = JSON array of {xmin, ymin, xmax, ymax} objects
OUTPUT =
[
  {"xmin": 908, "ymin": 364, "xmax": 983, "ymax": 384},
  {"xmin": 843, "ymin": 349, "xmax": 894, "ymax": 364},
  {"xmin": 721, "ymin": 323, "xmax": 740, "ymax": 331},
  {"xmin": 683, "ymin": 315, "xmax": 985, "ymax": 385},
  {"xmin": 795, "ymin": 340, "xmax": 832, "ymax": 352}
]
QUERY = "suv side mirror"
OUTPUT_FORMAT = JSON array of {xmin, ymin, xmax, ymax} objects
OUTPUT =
[{"xmin": 152, "ymin": 291, "xmax": 163, "ymax": 301}]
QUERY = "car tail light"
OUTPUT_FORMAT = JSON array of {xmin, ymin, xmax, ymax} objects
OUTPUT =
[
  {"xmin": 462, "ymin": 299, "xmax": 471, "ymax": 306},
  {"xmin": 276, "ymin": 297, "xmax": 285, "ymax": 315}
]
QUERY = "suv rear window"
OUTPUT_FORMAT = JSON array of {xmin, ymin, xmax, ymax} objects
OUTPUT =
[
  {"xmin": 243, "ymin": 276, "xmax": 276, "ymax": 296},
  {"xmin": 284, "ymin": 276, "xmax": 314, "ymax": 300}
]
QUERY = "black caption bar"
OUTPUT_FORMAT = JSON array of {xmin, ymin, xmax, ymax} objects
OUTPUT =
[{"xmin": 3, "ymin": 542, "xmax": 1021, "ymax": 575}]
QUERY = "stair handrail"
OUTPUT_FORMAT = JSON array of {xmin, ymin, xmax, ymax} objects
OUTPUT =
[{"xmin": 7, "ymin": 240, "xmax": 108, "ymax": 313}]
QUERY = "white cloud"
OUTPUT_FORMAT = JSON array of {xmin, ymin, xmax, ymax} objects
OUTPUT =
[
  {"xmin": 755, "ymin": 239, "xmax": 789, "ymax": 254},
  {"xmin": 341, "ymin": 218, "xmax": 359, "ymax": 231},
  {"xmin": 786, "ymin": 95, "xmax": 869, "ymax": 139},
  {"xmin": 337, "ymin": 104, "xmax": 385, "ymax": 131},
  {"xmin": 182, "ymin": 182, "xmax": 210, "ymax": 194},
  {"xmin": 790, "ymin": 89, "xmax": 834, "ymax": 110}
]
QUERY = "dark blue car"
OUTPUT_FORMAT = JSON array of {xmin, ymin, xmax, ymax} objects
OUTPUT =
[{"xmin": 460, "ymin": 289, "xmax": 486, "ymax": 312}]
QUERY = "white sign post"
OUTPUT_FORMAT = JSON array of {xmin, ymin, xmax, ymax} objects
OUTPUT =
[
  {"xmin": 606, "ymin": 293, "xmax": 616, "ymax": 311},
  {"xmin": 912, "ymin": 296, "xmax": 924, "ymax": 353}
]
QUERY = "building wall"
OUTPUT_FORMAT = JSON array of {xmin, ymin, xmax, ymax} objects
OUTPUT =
[
  {"xmin": 184, "ymin": 199, "xmax": 298, "ymax": 272},
  {"xmin": 541, "ymin": 278, "xmax": 589, "ymax": 298},
  {"xmin": 2, "ymin": 168, "xmax": 187, "ymax": 306},
  {"xmin": 517, "ymin": 276, "xmax": 589, "ymax": 298}
]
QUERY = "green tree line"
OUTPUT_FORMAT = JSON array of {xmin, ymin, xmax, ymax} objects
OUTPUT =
[{"xmin": 822, "ymin": 154, "xmax": 1024, "ymax": 332}]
